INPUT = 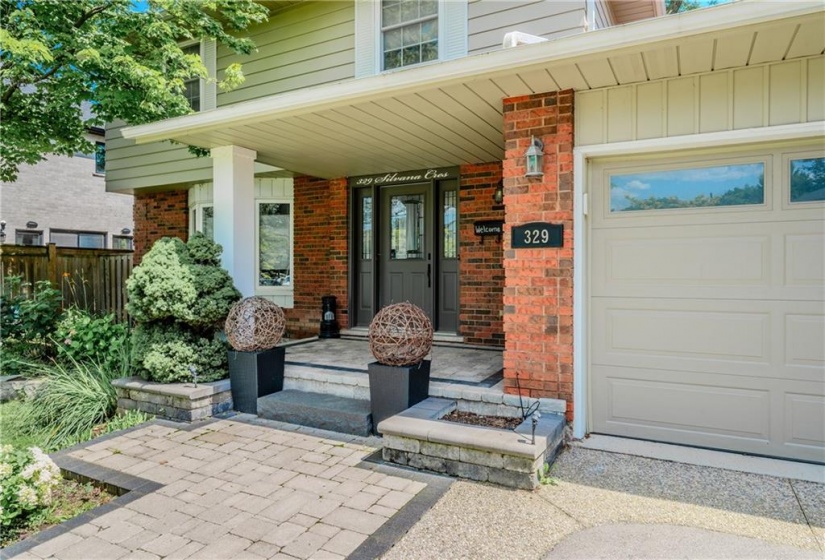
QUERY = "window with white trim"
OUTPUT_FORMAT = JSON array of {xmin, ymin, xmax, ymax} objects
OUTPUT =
[
  {"xmin": 256, "ymin": 201, "xmax": 292, "ymax": 290},
  {"xmin": 182, "ymin": 43, "xmax": 202, "ymax": 112},
  {"xmin": 15, "ymin": 230, "xmax": 43, "ymax": 246},
  {"xmin": 382, "ymin": 0, "xmax": 439, "ymax": 70},
  {"xmin": 190, "ymin": 204, "xmax": 214, "ymax": 240},
  {"xmin": 355, "ymin": 0, "xmax": 467, "ymax": 77}
]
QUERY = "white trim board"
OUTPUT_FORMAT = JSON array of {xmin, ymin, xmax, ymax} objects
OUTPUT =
[{"xmin": 570, "ymin": 121, "xmax": 825, "ymax": 441}]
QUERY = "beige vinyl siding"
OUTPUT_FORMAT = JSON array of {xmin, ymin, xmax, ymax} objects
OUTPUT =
[
  {"xmin": 217, "ymin": 1, "xmax": 355, "ymax": 105},
  {"xmin": 468, "ymin": 0, "xmax": 586, "ymax": 54},
  {"xmin": 576, "ymin": 56, "xmax": 825, "ymax": 146},
  {"xmin": 105, "ymin": 122, "xmax": 212, "ymax": 193}
]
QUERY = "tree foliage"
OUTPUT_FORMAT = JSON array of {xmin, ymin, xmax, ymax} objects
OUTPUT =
[
  {"xmin": 619, "ymin": 178, "xmax": 764, "ymax": 211},
  {"xmin": 0, "ymin": 0, "xmax": 269, "ymax": 182}
]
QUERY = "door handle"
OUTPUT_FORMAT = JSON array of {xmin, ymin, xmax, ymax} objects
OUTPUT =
[{"xmin": 427, "ymin": 263, "xmax": 431, "ymax": 288}]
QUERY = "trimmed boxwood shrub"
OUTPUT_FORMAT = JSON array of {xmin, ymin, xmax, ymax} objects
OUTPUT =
[{"xmin": 127, "ymin": 234, "xmax": 240, "ymax": 383}]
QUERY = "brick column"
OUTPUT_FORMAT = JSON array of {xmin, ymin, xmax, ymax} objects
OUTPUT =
[
  {"xmin": 133, "ymin": 190, "xmax": 188, "ymax": 265},
  {"xmin": 502, "ymin": 90, "xmax": 574, "ymax": 420},
  {"xmin": 459, "ymin": 162, "xmax": 504, "ymax": 346},
  {"xmin": 288, "ymin": 176, "xmax": 349, "ymax": 338}
]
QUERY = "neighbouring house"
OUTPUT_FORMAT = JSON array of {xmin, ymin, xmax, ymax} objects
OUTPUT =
[
  {"xmin": 1, "ymin": 123, "xmax": 134, "ymax": 250},
  {"xmin": 109, "ymin": 0, "xmax": 824, "ymax": 464}
]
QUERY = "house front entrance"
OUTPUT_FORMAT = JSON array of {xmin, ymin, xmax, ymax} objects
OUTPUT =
[{"xmin": 351, "ymin": 167, "xmax": 459, "ymax": 333}]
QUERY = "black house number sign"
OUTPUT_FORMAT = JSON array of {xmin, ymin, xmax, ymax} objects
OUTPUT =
[{"xmin": 511, "ymin": 222, "xmax": 563, "ymax": 249}]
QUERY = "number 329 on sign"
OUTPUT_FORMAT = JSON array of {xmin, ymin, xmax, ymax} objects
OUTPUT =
[{"xmin": 511, "ymin": 222, "xmax": 563, "ymax": 248}]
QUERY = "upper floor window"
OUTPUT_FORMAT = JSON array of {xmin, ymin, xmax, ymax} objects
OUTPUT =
[
  {"xmin": 94, "ymin": 142, "xmax": 105, "ymax": 175},
  {"xmin": 182, "ymin": 43, "xmax": 202, "ymax": 112},
  {"xmin": 382, "ymin": 0, "xmax": 439, "ymax": 70}
]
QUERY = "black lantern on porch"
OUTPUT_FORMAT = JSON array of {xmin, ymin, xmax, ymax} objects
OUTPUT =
[{"xmin": 320, "ymin": 295, "xmax": 340, "ymax": 338}]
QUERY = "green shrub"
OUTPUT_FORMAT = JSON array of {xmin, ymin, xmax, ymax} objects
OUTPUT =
[
  {"xmin": 131, "ymin": 323, "xmax": 227, "ymax": 383},
  {"xmin": 55, "ymin": 308, "xmax": 128, "ymax": 370},
  {"xmin": 0, "ymin": 445, "xmax": 61, "ymax": 533},
  {"xmin": 1, "ymin": 276, "xmax": 63, "ymax": 361},
  {"xmin": 127, "ymin": 234, "xmax": 240, "ymax": 383}
]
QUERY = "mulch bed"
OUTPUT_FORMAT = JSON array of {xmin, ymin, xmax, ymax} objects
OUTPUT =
[{"xmin": 441, "ymin": 410, "xmax": 523, "ymax": 430}]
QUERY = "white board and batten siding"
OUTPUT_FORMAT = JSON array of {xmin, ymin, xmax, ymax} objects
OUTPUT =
[
  {"xmin": 576, "ymin": 56, "xmax": 825, "ymax": 146},
  {"xmin": 189, "ymin": 179, "xmax": 295, "ymax": 308},
  {"xmin": 467, "ymin": 0, "xmax": 587, "ymax": 54}
]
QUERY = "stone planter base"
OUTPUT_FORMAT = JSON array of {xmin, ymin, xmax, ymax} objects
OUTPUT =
[
  {"xmin": 228, "ymin": 347, "xmax": 285, "ymax": 414},
  {"xmin": 113, "ymin": 376, "xmax": 232, "ymax": 422},
  {"xmin": 368, "ymin": 360, "xmax": 430, "ymax": 430},
  {"xmin": 378, "ymin": 397, "xmax": 566, "ymax": 489}
]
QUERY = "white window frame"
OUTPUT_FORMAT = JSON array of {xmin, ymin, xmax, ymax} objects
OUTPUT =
[
  {"xmin": 255, "ymin": 199, "xmax": 294, "ymax": 296},
  {"xmin": 378, "ymin": 0, "xmax": 442, "ymax": 73},
  {"xmin": 356, "ymin": 0, "xmax": 466, "ymax": 77},
  {"xmin": 189, "ymin": 203, "xmax": 214, "ymax": 239},
  {"xmin": 180, "ymin": 39, "xmax": 217, "ymax": 112}
]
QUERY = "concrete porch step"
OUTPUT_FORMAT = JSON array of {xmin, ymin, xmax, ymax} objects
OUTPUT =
[{"xmin": 257, "ymin": 390, "xmax": 373, "ymax": 437}]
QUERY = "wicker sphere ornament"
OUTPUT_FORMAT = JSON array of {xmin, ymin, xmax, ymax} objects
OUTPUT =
[
  {"xmin": 369, "ymin": 302, "xmax": 434, "ymax": 366},
  {"xmin": 224, "ymin": 297, "xmax": 286, "ymax": 352}
]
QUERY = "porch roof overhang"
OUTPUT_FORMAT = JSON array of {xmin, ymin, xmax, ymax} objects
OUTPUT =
[{"xmin": 121, "ymin": 1, "xmax": 824, "ymax": 180}]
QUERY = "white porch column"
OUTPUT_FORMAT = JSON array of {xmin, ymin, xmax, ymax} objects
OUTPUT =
[{"xmin": 211, "ymin": 145, "xmax": 257, "ymax": 297}]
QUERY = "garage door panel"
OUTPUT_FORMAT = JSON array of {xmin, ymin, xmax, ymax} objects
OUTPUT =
[
  {"xmin": 600, "ymin": 305, "xmax": 770, "ymax": 363},
  {"xmin": 785, "ymin": 233, "xmax": 825, "ymax": 287},
  {"xmin": 593, "ymin": 298, "xmax": 824, "ymax": 383},
  {"xmin": 602, "ymin": 374, "xmax": 771, "ymax": 440},
  {"xmin": 593, "ymin": 366, "xmax": 825, "ymax": 462},
  {"xmin": 785, "ymin": 314, "xmax": 825, "ymax": 367},
  {"xmin": 598, "ymin": 233, "xmax": 769, "ymax": 285},
  {"xmin": 784, "ymin": 393, "xmax": 825, "ymax": 454},
  {"xmin": 592, "ymin": 221, "xmax": 824, "ymax": 302}
]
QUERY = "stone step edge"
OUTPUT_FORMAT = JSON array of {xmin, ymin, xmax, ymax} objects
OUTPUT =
[
  {"xmin": 282, "ymin": 366, "xmax": 566, "ymax": 415},
  {"xmin": 378, "ymin": 398, "xmax": 564, "ymax": 460}
]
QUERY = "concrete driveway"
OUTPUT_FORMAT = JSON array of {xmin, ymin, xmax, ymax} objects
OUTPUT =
[{"xmin": 382, "ymin": 445, "xmax": 824, "ymax": 560}]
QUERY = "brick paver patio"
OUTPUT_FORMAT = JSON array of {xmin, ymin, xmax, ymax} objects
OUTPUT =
[{"xmin": 7, "ymin": 417, "xmax": 444, "ymax": 560}]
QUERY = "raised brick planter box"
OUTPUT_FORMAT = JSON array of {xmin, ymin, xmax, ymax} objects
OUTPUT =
[
  {"xmin": 113, "ymin": 376, "xmax": 233, "ymax": 422},
  {"xmin": 378, "ymin": 397, "xmax": 565, "ymax": 490}
]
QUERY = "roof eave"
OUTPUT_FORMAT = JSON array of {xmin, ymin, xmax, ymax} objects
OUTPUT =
[{"xmin": 121, "ymin": 0, "xmax": 823, "ymax": 146}]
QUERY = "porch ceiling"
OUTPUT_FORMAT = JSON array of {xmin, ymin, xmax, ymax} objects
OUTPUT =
[{"xmin": 122, "ymin": 2, "xmax": 824, "ymax": 180}]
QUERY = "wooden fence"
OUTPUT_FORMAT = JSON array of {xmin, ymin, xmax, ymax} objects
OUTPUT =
[{"xmin": 0, "ymin": 244, "xmax": 133, "ymax": 321}]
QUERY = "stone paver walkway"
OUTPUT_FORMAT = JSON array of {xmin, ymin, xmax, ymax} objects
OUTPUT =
[{"xmin": 7, "ymin": 417, "xmax": 445, "ymax": 560}]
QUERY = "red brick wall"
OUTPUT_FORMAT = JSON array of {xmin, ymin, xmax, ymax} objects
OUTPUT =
[
  {"xmin": 459, "ymin": 163, "xmax": 504, "ymax": 346},
  {"xmin": 502, "ymin": 90, "xmax": 575, "ymax": 420},
  {"xmin": 287, "ymin": 176, "xmax": 349, "ymax": 338},
  {"xmin": 133, "ymin": 190, "xmax": 188, "ymax": 265}
]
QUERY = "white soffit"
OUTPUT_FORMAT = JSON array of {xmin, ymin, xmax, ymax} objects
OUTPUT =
[{"xmin": 122, "ymin": 1, "xmax": 824, "ymax": 179}]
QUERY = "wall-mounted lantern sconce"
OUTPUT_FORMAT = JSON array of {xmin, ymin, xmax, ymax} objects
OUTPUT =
[
  {"xmin": 524, "ymin": 136, "xmax": 544, "ymax": 178},
  {"xmin": 26, "ymin": 220, "xmax": 38, "ymax": 229},
  {"xmin": 0, "ymin": 220, "xmax": 6, "ymax": 243},
  {"xmin": 492, "ymin": 179, "xmax": 504, "ymax": 205},
  {"xmin": 121, "ymin": 228, "xmax": 132, "ymax": 235}
]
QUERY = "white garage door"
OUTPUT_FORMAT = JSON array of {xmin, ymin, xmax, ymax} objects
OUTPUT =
[{"xmin": 590, "ymin": 143, "xmax": 825, "ymax": 463}]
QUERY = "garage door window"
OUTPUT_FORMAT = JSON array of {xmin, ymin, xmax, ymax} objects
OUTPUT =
[
  {"xmin": 610, "ymin": 163, "xmax": 764, "ymax": 212},
  {"xmin": 790, "ymin": 157, "xmax": 825, "ymax": 203}
]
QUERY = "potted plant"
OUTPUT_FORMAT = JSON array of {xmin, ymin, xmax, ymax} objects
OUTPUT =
[
  {"xmin": 367, "ymin": 302, "xmax": 434, "ymax": 429},
  {"xmin": 225, "ymin": 296, "xmax": 287, "ymax": 414}
]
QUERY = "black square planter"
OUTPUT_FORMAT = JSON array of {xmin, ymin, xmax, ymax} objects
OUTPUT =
[
  {"xmin": 368, "ymin": 359, "xmax": 431, "ymax": 430},
  {"xmin": 228, "ymin": 346, "xmax": 285, "ymax": 414}
]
